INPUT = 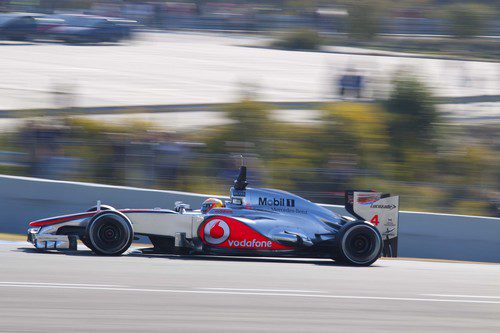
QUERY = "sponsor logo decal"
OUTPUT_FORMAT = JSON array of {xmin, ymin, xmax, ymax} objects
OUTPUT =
[
  {"xmin": 370, "ymin": 204, "xmax": 397, "ymax": 210},
  {"xmin": 210, "ymin": 208, "xmax": 233, "ymax": 214},
  {"xmin": 257, "ymin": 197, "xmax": 307, "ymax": 214},
  {"xmin": 232, "ymin": 189, "xmax": 246, "ymax": 197},
  {"xmin": 384, "ymin": 218, "xmax": 396, "ymax": 226},
  {"xmin": 270, "ymin": 207, "xmax": 307, "ymax": 214},
  {"xmin": 200, "ymin": 216, "xmax": 293, "ymax": 250},
  {"xmin": 203, "ymin": 219, "xmax": 230, "ymax": 245},
  {"xmin": 258, "ymin": 197, "xmax": 295, "ymax": 207},
  {"xmin": 356, "ymin": 193, "xmax": 381, "ymax": 206},
  {"xmin": 228, "ymin": 239, "xmax": 273, "ymax": 248}
]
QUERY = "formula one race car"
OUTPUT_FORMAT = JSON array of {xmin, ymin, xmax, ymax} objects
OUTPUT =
[{"xmin": 27, "ymin": 166, "xmax": 399, "ymax": 266}]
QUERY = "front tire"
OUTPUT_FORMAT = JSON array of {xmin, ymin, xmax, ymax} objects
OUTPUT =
[
  {"xmin": 334, "ymin": 222, "xmax": 382, "ymax": 266},
  {"xmin": 85, "ymin": 211, "xmax": 133, "ymax": 256}
]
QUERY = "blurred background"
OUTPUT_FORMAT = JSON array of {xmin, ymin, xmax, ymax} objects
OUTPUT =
[{"xmin": 0, "ymin": 0, "xmax": 498, "ymax": 216}]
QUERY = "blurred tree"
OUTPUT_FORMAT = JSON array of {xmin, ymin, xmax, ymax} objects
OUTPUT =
[
  {"xmin": 64, "ymin": 117, "xmax": 152, "ymax": 184},
  {"xmin": 204, "ymin": 99, "xmax": 273, "ymax": 164},
  {"xmin": 346, "ymin": 1, "xmax": 382, "ymax": 40},
  {"xmin": 224, "ymin": 99, "xmax": 272, "ymax": 143},
  {"xmin": 385, "ymin": 75, "xmax": 439, "ymax": 160},
  {"xmin": 445, "ymin": 3, "xmax": 490, "ymax": 38},
  {"xmin": 322, "ymin": 102, "xmax": 390, "ymax": 170},
  {"xmin": 273, "ymin": 29, "xmax": 322, "ymax": 50}
]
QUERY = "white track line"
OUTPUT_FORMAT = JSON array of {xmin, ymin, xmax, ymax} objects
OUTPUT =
[
  {"xmin": 0, "ymin": 282, "xmax": 127, "ymax": 287},
  {"xmin": 199, "ymin": 288, "xmax": 323, "ymax": 293},
  {"xmin": 0, "ymin": 284, "xmax": 500, "ymax": 304},
  {"xmin": 423, "ymin": 294, "xmax": 500, "ymax": 299}
]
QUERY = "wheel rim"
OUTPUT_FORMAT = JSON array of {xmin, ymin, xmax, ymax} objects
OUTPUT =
[
  {"xmin": 90, "ymin": 214, "xmax": 130, "ymax": 254},
  {"xmin": 341, "ymin": 225, "xmax": 381, "ymax": 265},
  {"xmin": 98, "ymin": 223, "xmax": 122, "ymax": 243},
  {"xmin": 350, "ymin": 234, "xmax": 370, "ymax": 255}
]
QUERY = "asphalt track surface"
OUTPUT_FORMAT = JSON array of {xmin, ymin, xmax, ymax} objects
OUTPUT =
[{"xmin": 1, "ymin": 243, "xmax": 499, "ymax": 333}]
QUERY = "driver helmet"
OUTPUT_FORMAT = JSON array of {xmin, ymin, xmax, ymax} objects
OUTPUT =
[{"xmin": 201, "ymin": 198, "xmax": 224, "ymax": 214}]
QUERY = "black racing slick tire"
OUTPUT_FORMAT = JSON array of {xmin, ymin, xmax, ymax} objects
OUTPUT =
[
  {"xmin": 85, "ymin": 211, "xmax": 133, "ymax": 256},
  {"xmin": 334, "ymin": 222, "xmax": 383, "ymax": 266}
]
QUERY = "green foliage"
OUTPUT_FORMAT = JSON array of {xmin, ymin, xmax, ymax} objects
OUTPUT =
[
  {"xmin": 322, "ymin": 103, "xmax": 390, "ymax": 169},
  {"xmin": 67, "ymin": 117, "xmax": 152, "ymax": 137},
  {"xmin": 225, "ymin": 100, "xmax": 271, "ymax": 140},
  {"xmin": 445, "ymin": 3, "xmax": 490, "ymax": 38},
  {"xmin": 453, "ymin": 200, "xmax": 492, "ymax": 216},
  {"xmin": 61, "ymin": 117, "xmax": 154, "ymax": 183},
  {"xmin": 386, "ymin": 75, "xmax": 439, "ymax": 154},
  {"xmin": 273, "ymin": 29, "xmax": 322, "ymax": 50},
  {"xmin": 346, "ymin": 1, "xmax": 382, "ymax": 41},
  {"xmin": 0, "ymin": 164, "xmax": 26, "ymax": 175},
  {"xmin": 205, "ymin": 100, "xmax": 272, "ymax": 156}
]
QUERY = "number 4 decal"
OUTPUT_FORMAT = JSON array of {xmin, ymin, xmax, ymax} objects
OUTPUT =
[{"xmin": 370, "ymin": 214, "xmax": 379, "ymax": 226}]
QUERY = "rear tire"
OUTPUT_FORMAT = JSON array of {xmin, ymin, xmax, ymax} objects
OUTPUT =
[
  {"xmin": 85, "ymin": 211, "xmax": 133, "ymax": 256},
  {"xmin": 334, "ymin": 222, "xmax": 382, "ymax": 266}
]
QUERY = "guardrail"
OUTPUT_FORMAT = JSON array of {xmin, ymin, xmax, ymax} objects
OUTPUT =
[{"xmin": 1, "ymin": 175, "xmax": 499, "ymax": 262}]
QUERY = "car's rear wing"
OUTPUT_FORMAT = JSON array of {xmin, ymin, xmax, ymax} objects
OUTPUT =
[{"xmin": 345, "ymin": 190, "xmax": 399, "ymax": 257}]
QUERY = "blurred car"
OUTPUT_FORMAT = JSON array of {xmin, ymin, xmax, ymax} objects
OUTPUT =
[
  {"xmin": 44, "ymin": 14, "xmax": 134, "ymax": 43},
  {"xmin": 34, "ymin": 16, "xmax": 65, "ymax": 35},
  {"xmin": 0, "ymin": 13, "xmax": 37, "ymax": 41}
]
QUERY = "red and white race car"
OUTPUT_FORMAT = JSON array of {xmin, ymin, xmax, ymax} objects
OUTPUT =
[{"xmin": 27, "ymin": 166, "xmax": 399, "ymax": 266}]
